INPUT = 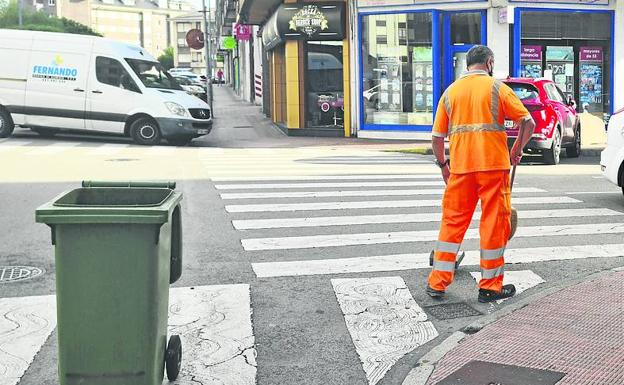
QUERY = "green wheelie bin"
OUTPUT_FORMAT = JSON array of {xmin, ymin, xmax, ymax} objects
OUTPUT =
[{"xmin": 36, "ymin": 181, "xmax": 184, "ymax": 385}]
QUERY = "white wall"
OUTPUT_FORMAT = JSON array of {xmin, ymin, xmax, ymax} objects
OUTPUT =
[
  {"xmin": 253, "ymin": 26, "xmax": 263, "ymax": 106},
  {"xmin": 615, "ymin": 0, "xmax": 624, "ymax": 111},
  {"xmin": 487, "ymin": 6, "xmax": 511, "ymax": 78}
]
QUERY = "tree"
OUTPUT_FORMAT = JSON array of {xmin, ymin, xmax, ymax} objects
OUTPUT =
[
  {"xmin": 158, "ymin": 47, "xmax": 175, "ymax": 70},
  {"xmin": 0, "ymin": 1, "xmax": 101, "ymax": 36}
]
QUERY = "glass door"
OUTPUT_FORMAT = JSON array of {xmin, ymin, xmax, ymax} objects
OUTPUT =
[
  {"xmin": 305, "ymin": 41, "xmax": 344, "ymax": 129},
  {"xmin": 443, "ymin": 11, "xmax": 486, "ymax": 89}
]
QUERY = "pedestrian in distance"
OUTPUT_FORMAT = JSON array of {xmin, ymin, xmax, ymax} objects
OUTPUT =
[
  {"xmin": 217, "ymin": 69, "xmax": 224, "ymax": 87},
  {"xmin": 426, "ymin": 45, "xmax": 535, "ymax": 303}
]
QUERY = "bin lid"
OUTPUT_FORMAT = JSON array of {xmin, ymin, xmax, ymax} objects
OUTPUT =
[{"xmin": 36, "ymin": 182, "xmax": 182, "ymax": 225}]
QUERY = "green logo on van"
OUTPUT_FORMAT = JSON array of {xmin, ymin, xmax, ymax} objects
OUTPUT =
[{"xmin": 32, "ymin": 55, "xmax": 78, "ymax": 82}]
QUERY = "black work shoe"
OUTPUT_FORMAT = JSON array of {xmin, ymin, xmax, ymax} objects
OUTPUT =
[
  {"xmin": 478, "ymin": 284, "xmax": 516, "ymax": 303},
  {"xmin": 426, "ymin": 286, "xmax": 445, "ymax": 298}
]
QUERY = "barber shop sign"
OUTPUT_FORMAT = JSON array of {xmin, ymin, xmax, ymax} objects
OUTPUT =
[{"xmin": 289, "ymin": 5, "xmax": 329, "ymax": 37}]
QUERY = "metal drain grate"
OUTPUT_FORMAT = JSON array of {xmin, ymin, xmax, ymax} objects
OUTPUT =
[
  {"xmin": 424, "ymin": 302, "xmax": 482, "ymax": 320},
  {"xmin": 437, "ymin": 360, "xmax": 566, "ymax": 385},
  {"xmin": 0, "ymin": 266, "xmax": 44, "ymax": 283}
]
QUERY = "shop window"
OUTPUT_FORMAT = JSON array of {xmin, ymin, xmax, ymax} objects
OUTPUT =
[
  {"xmin": 518, "ymin": 10, "xmax": 612, "ymax": 116},
  {"xmin": 361, "ymin": 12, "xmax": 433, "ymax": 126},
  {"xmin": 449, "ymin": 12, "xmax": 481, "ymax": 45},
  {"xmin": 305, "ymin": 41, "xmax": 344, "ymax": 128}
]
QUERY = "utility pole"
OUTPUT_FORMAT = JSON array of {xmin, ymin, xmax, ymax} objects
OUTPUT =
[
  {"xmin": 201, "ymin": 0, "xmax": 214, "ymax": 116},
  {"xmin": 18, "ymin": 0, "xmax": 23, "ymax": 27}
]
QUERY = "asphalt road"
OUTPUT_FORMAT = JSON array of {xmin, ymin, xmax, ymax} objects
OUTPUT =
[{"xmin": 1, "ymin": 136, "xmax": 623, "ymax": 385}]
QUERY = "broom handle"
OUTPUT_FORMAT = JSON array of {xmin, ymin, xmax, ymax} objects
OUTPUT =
[{"xmin": 510, "ymin": 163, "xmax": 517, "ymax": 192}]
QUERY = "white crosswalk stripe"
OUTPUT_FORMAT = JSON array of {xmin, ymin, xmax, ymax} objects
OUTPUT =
[
  {"xmin": 89, "ymin": 143, "xmax": 131, "ymax": 155},
  {"xmin": 252, "ymin": 244, "xmax": 624, "ymax": 278},
  {"xmin": 233, "ymin": 208, "xmax": 624, "ymax": 230},
  {"xmin": 221, "ymin": 187, "xmax": 546, "ymax": 200},
  {"xmin": 24, "ymin": 142, "xmax": 81, "ymax": 155},
  {"xmin": 212, "ymin": 174, "xmax": 440, "ymax": 182},
  {"xmin": 216, "ymin": 181, "xmax": 446, "ymax": 190},
  {"xmin": 226, "ymin": 196, "xmax": 580, "ymax": 213}
]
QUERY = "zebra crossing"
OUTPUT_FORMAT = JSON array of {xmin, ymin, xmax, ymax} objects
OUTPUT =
[
  {"xmin": 214, "ymin": 174, "xmax": 624, "ymax": 279},
  {"xmin": 4, "ymin": 173, "xmax": 623, "ymax": 385},
  {"xmin": 213, "ymin": 173, "xmax": 623, "ymax": 384}
]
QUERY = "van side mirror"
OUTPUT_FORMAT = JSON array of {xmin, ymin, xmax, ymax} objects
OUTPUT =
[{"xmin": 566, "ymin": 95, "xmax": 576, "ymax": 108}]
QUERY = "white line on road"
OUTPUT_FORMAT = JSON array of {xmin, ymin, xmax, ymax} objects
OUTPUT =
[
  {"xmin": 233, "ymin": 208, "xmax": 623, "ymax": 230},
  {"xmin": 0, "ymin": 295, "xmax": 56, "ymax": 385},
  {"xmin": 227, "ymin": 196, "xmax": 581, "ymax": 213},
  {"xmin": 216, "ymin": 181, "xmax": 445, "ymax": 190},
  {"xmin": 332, "ymin": 277, "xmax": 438, "ymax": 385},
  {"xmin": 252, "ymin": 243, "xmax": 624, "ymax": 277},
  {"xmin": 222, "ymin": 187, "xmax": 546, "ymax": 200},
  {"xmin": 168, "ymin": 285, "xmax": 256, "ymax": 385},
  {"xmin": 242, "ymin": 221, "xmax": 622, "ymax": 251},
  {"xmin": 25, "ymin": 142, "xmax": 81, "ymax": 155},
  {"xmin": 469, "ymin": 270, "xmax": 545, "ymax": 303},
  {"xmin": 565, "ymin": 191, "xmax": 620, "ymax": 194},
  {"xmin": 212, "ymin": 174, "xmax": 440, "ymax": 182}
]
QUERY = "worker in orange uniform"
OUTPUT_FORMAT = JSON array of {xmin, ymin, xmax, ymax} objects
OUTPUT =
[{"xmin": 427, "ymin": 45, "xmax": 535, "ymax": 302}]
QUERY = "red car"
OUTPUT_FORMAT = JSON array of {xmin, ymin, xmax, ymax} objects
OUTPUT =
[{"xmin": 502, "ymin": 78, "xmax": 581, "ymax": 165}]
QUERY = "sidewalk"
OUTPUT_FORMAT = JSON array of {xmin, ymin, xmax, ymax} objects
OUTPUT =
[{"xmin": 421, "ymin": 270, "xmax": 624, "ymax": 385}]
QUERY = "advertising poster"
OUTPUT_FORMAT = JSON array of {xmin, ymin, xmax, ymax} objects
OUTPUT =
[
  {"xmin": 520, "ymin": 45, "xmax": 543, "ymax": 79},
  {"xmin": 546, "ymin": 46, "xmax": 574, "ymax": 99},
  {"xmin": 377, "ymin": 56, "xmax": 402, "ymax": 112},
  {"xmin": 579, "ymin": 47, "xmax": 603, "ymax": 113},
  {"xmin": 412, "ymin": 47, "xmax": 433, "ymax": 112}
]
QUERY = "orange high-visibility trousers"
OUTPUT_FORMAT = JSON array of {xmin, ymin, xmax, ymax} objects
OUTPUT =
[{"xmin": 428, "ymin": 170, "xmax": 511, "ymax": 292}]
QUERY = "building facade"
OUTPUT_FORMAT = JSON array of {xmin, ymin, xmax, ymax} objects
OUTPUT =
[
  {"xmin": 238, "ymin": 0, "xmax": 351, "ymax": 137},
  {"xmin": 352, "ymin": 0, "xmax": 624, "ymax": 140},
  {"xmin": 27, "ymin": 0, "xmax": 191, "ymax": 57}
]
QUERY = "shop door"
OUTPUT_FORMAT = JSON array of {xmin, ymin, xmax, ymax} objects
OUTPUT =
[
  {"xmin": 305, "ymin": 41, "xmax": 344, "ymax": 129},
  {"xmin": 443, "ymin": 11, "xmax": 486, "ymax": 89}
]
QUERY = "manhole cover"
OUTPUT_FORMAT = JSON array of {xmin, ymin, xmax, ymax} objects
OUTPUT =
[
  {"xmin": 0, "ymin": 266, "xmax": 44, "ymax": 283},
  {"xmin": 424, "ymin": 302, "xmax": 481, "ymax": 320},
  {"xmin": 437, "ymin": 360, "xmax": 565, "ymax": 385},
  {"xmin": 105, "ymin": 158, "xmax": 139, "ymax": 162}
]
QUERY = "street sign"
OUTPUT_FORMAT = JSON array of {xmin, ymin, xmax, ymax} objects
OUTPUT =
[
  {"xmin": 234, "ymin": 23, "xmax": 252, "ymax": 41},
  {"xmin": 186, "ymin": 29, "xmax": 205, "ymax": 50},
  {"xmin": 222, "ymin": 36, "xmax": 237, "ymax": 50}
]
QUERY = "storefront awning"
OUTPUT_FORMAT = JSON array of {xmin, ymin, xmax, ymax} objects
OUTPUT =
[{"xmin": 238, "ymin": 0, "xmax": 282, "ymax": 25}]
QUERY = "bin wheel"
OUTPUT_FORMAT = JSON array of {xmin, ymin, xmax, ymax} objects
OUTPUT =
[{"xmin": 165, "ymin": 335, "xmax": 182, "ymax": 381}]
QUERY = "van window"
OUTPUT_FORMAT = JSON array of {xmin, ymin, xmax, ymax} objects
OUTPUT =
[
  {"xmin": 96, "ymin": 57, "xmax": 140, "ymax": 93},
  {"xmin": 126, "ymin": 59, "xmax": 183, "ymax": 91}
]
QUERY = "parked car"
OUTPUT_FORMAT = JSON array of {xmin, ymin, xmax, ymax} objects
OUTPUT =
[
  {"xmin": 600, "ymin": 107, "xmax": 624, "ymax": 197},
  {"xmin": 174, "ymin": 72, "xmax": 207, "ymax": 86},
  {"xmin": 174, "ymin": 76, "xmax": 205, "ymax": 97},
  {"xmin": 0, "ymin": 29, "xmax": 212, "ymax": 145},
  {"xmin": 168, "ymin": 67, "xmax": 193, "ymax": 75},
  {"xmin": 502, "ymin": 77, "xmax": 580, "ymax": 165}
]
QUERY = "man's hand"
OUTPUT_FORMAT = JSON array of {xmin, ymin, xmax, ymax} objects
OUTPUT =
[
  {"xmin": 510, "ymin": 144, "xmax": 523, "ymax": 166},
  {"xmin": 441, "ymin": 164, "xmax": 450, "ymax": 184}
]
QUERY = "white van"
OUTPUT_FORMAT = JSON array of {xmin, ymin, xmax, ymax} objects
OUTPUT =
[
  {"xmin": 0, "ymin": 29, "xmax": 212, "ymax": 145},
  {"xmin": 600, "ymin": 107, "xmax": 624, "ymax": 197}
]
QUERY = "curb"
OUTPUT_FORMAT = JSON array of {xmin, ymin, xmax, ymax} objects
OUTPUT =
[{"xmin": 401, "ymin": 266, "xmax": 622, "ymax": 385}]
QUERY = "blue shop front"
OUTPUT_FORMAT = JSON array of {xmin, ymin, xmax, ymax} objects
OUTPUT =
[{"xmin": 354, "ymin": 0, "xmax": 617, "ymax": 140}]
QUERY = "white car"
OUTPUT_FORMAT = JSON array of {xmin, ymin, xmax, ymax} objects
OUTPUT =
[
  {"xmin": 168, "ymin": 67, "xmax": 193, "ymax": 75},
  {"xmin": 600, "ymin": 107, "xmax": 624, "ymax": 197},
  {"xmin": 174, "ymin": 76, "xmax": 205, "ymax": 96},
  {"xmin": 175, "ymin": 72, "xmax": 207, "ymax": 86}
]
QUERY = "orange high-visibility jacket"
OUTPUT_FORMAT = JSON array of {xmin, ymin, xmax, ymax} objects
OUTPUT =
[{"xmin": 432, "ymin": 71, "xmax": 531, "ymax": 174}]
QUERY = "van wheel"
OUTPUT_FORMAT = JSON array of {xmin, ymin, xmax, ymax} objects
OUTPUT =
[
  {"xmin": 565, "ymin": 122, "xmax": 581, "ymax": 158},
  {"xmin": 130, "ymin": 118, "xmax": 161, "ymax": 145},
  {"xmin": 0, "ymin": 108, "xmax": 15, "ymax": 138},
  {"xmin": 543, "ymin": 128, "xmax": 562, "ymax": 165}
]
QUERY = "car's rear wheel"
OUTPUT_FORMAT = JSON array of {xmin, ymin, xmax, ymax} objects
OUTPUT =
[
  {"xmin": 543, "ymin": 127, "xmax": 562, "ymax": 165},
  {"xmin": 130, "ymin": 118, "xmax": 161, "ymax": 145},
  {"xmin": 565, "ymin": 122, "xmax": 581, "ymax": 158},
  {"xmin": 0, "ymin": 108, "xmax": 15, "ymax": 138}
]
